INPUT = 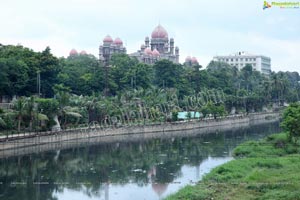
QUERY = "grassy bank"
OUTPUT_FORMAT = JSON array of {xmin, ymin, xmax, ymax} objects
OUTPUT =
[{"xmin": 166, "ymin": 132, "xmax": 300, "ymax": 200}]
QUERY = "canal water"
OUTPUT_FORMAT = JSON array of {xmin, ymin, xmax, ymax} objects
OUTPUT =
[{"xmin": 0, "ymin": 122, "xmax": 280, "ymax": 200}]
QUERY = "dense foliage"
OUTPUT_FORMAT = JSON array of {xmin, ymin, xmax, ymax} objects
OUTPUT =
[
  {"xmin": 281, "ymin": 103, "xmax": 300, "ymax": 143},
  {"xmin": 0, "ymin": 44, "xmax": 300, "ymax": 133}
]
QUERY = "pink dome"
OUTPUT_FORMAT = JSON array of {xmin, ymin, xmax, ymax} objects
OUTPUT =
[
  {"xmin": 151, "ymin": 25, "xmax": 168, "ymax": 39},
  {"xmin": 80, "ymin": 50, "xmax": 87, "ymax": 55},
  {"xmin": 103, "ymin": 35, "xmax": 113, "ymax": 43},
  {"xmin": 185, "ymin": 56, "xmax": 192, "ymax": 62},
  {"xmin": 191, "ymin": 57, "xmax": 198, "ymax": 63},
  {"xmin": 152, "ymin": 49, "xmax": 160, "ymax": 56},
  {"xmin": 113, "ymin": 37, "xmax": 123, "ymax": 45},
  {"xmin": 144, "ymin": 47, "xmax": 152, "ymax": 55},
  {"xmin": 69, "ymin": 49, "xmax": 78, "ymax": 56}
]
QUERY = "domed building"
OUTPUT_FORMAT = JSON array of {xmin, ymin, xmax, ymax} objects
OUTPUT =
[
  {"xmin": 69, "ymin": 49, "xmax": 78, "ymax": 56},
  {"xmin": 80, "ymin": 50, "xmax": 87, "ymax": 55},
  {"xmin": 184, "ymin": 56, "xmax": 200, "ymax": 67},
  {"xmin": 130, "ymin": 24, "xmax": 180, "ymax": 64},
  {"xmin": 99, "ymin": 35, "xmax": 127, "ymax": 65}
]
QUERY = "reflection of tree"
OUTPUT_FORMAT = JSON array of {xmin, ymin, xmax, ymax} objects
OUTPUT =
[{"xmin": 0, "ymin": 122, "xmax": 280, "ymax": 199}]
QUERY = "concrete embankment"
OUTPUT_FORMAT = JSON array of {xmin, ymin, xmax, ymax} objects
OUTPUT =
[{"xmin": 0, "ymin": 112, "xmax": 280, "ymax": 158}]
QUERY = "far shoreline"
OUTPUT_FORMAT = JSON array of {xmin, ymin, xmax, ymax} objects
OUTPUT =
[{"xmin": 0, "ymin": 111, "xmax": 281, "ymax": 158}]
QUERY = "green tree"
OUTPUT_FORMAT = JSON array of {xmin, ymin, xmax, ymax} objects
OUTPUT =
[
  {"xmin": 0, "ymin": 44, "xmax": 41, "ymax": 96},
  {"xmin": 12, "ymin": 97, "xmax": 27, "ymax": 132},
  {"xmin": 38, "ymin": 47, "xmax": 60, "ymax": 97},
  {"xmin": 36, "ymin": 98, "xmax": 59, "ymax": 130},
  {"xmin": 58, "ymin": 54, "xmax": 103, "ymax": 95},
  {"xmin": 110, "ymin": 54, "xmax": 139, "ymax": 93},
  {"xmin": 0, "ymin": 108, "xmax": 6, "ymax": 128},
  {"xmin": 281, "ymin": 103, "xmax": 300, "ymax": 143},
  {"xmin": 26, "ymin": 96, "xmax": 36, "ymax": 132}
]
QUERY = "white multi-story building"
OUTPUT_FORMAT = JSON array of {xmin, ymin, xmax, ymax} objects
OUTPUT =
[{"xmin": 213, "ymin": 51, "xmax": 271, "ymax": 75}]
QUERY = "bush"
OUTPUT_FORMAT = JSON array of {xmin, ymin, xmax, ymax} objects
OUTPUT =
[{"xmin": 281, "ymin": 103, "xmax": 300, "ymax": 143}]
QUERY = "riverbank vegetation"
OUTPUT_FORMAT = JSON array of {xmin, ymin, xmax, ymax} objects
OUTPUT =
[
  {"xmin": 0, "ymin": 44, "xmax": 300, "ymax": 134},
  {"xmin": 166, "ymin": 103, "xmax": 300, "ymax": 200}
]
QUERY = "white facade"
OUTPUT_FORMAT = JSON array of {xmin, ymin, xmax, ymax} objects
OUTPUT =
[{"xmin": 213, "ymin": 51, "xmax": 271, "ymax": 75}]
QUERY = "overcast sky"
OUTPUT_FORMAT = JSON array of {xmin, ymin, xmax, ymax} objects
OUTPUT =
[{"xmin": 1, "ymin": 0, "xmax": 300, "ymax": 72}]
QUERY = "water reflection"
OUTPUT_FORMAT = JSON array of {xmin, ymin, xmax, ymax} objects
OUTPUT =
[{"xmin": 0, "ymin": 122, "xmax": 280, "ymax": 200}]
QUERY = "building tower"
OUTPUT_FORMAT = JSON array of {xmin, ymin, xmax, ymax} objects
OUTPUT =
[
  {"xmin": 175, "ymin": 47, "xmax": 179, "ymax": 63},
  {"xmin": 170, "ymin": 38, "xmax": 174, "ymax": 55},
  {"xmin": 150, "ymin": 25, "xmax": 169, "ymax": 53},
  {"xmin": 129, "ymin": 24, "xmax": 180, "ymax": 64},
  {"xmin": 145, "ymin": 37, "xmax": 150, "ymax": 48}
]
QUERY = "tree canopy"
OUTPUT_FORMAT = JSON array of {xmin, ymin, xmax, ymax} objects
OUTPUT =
[{"xmin": 1, "ymin": 44, "xmax": 300, "ymax": 133}]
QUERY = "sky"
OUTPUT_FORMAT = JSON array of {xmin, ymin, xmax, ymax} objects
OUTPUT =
[{"xmin": 1, "ymin": 0, "xmax": 300, "ymax": 72}]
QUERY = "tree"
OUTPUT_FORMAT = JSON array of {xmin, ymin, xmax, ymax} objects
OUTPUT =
[
  {"xmin": 241, "ymin": 64, "xmax": 253, "ymax": 92},
  {"xmin": 0, "ymin": 45, "xmax": 41, "ymax": 96},
  {"xmin": 12, "ymin": 97, "xmax": 27, "ymax": 132},
  {"xmin": 206, "ymin": 61, "xmax": 236, "ymax": 94},
  {"xmin": 58, "ymin": 54, "xmax": 103, "ymax": 95},
  {"xmin": 54, "ymin": 91, "xmax": 82, "ymax": 129},
  {"xmin": 281, "ymin": 103, "xmax": 300, "ymax": 143},
  {"xmin": 36, "ymin": 98, "xmax": 59, "ymax": 130},
  {"xmin": 0, "ymin": 59, "xmax": 9, "ymax": 95},
  {"xmin": 26, "ymin": 96, "xmax": 35, "ymax": 132},
  {"xmin": 38, "ymin": 47, "xmax": 60, "ymax": 97},
  {"xmin": 154, "ymin": 59, "xmax": 191, "ymax": 97},
  {"xmin": 123, "ymin": 63, "xmax": 153, "ymax": 90},
  {"xmin": 0, "ymin": 108, "xmax": 6, "ymax": 128},
  {"xmin": 110, "ymin": 54, "xmax": 139, "ymax": 93}
]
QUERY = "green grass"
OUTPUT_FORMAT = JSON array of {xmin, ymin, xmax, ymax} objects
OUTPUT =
[{"xmin": 166, "ymin": 132, "xmax": 300, "ymax": 200}]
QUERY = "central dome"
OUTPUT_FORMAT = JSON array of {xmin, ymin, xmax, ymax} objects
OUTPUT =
[
  {"xmin": 151, "ymin": 25, "xmax": 168, "ymax": 39},
  {"xmin": 103, "ymin": 35, "xmax": 113, "ymax": 43}
]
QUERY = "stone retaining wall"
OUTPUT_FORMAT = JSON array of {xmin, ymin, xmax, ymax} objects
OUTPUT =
[{"xmin": 0, "ymin": 112, "xmax": 280, "ymax": 158}]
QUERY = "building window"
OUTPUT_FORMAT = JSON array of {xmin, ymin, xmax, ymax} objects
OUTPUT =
[
  {"xmin": 253, "ymin": 64, "xmax": 256, "ymax": 66},
  {"xmin": 240, "ymin": 58, "xmax": 243, "ymax": 61},
  {"xmin": 253, "ymin": 58, "xmax": 256, "ymax": 61},
  {"xmin": 226, "ymin": 59, "xmax": 229, "ymax": 62},
  {"xmin": 245, "ymin": 58, "xmax": 248, "ymax": 61},
  {"xmin": 231, "ymin": 59, "xmax": 233, "ymax": 62},
  {"xmin": 236, "ymin": 59, "xmax": 238, "ymax": 61}
]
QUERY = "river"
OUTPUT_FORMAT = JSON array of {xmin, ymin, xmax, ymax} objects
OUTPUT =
[{"xmin": 0, "ymin": 122, "xmax": 280, "ymax": 200}]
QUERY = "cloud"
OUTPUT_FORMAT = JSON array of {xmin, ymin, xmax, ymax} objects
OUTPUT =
[
  {"xmin": 0, "ymin": 0, "xmax": 299, "ymax": 72},
  {"xmin": 247, "ymin": 33, "xmax": 300, "ymax": 72}
]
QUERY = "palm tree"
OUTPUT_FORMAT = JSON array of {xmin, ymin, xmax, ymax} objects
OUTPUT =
[
  {"xmin": 0, "ymin": 108, "xmax": 6, "ymax": 128},
  {"xmin": 271, "ymin": 73, "xmax": 289, "ymax": 106},
  {"xmin": 55, "ymin": 91, "xmax": 82, "ymax": 129},
  {"xmin": 83, "ymin": 95, "xmax": 99, "ymax": 124},
  {"xmin": 26, "ymin": 96, "xmax": 35, "ymax": 132},
  {"xmin": 13, "ymin": 97, "xmax": 27, "ymax": 133}
]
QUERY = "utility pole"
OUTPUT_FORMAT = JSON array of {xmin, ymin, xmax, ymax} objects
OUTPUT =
[{"xmin": 37, "ymin": 71, "xmax": 41, "ymax": 97}]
